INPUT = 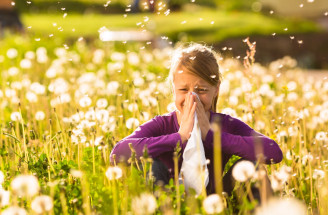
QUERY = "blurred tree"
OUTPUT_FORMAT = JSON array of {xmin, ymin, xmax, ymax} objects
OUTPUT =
[{"xmin": 0, "ymin": 0, "xmax": 23, "ymax": 34}]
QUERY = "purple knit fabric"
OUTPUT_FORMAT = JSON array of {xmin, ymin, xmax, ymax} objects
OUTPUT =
[{"xmin": 111, "ymin": 111, "xmax": 283, "ymax": 189}]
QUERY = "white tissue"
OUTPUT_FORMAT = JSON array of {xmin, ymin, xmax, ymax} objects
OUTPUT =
[{"xmin": 180, "ymin": 92, "xmax": 209, "ymax": 195}]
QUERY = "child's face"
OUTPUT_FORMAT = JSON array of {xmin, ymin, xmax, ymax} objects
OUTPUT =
[{"xmin": 173, "ymin": 69, "xmax": 219, "ymax": 114}]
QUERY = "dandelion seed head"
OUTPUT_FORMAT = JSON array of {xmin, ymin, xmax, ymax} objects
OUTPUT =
[
  {"xmin": 35, "ymin": 111, "xmax": 45, "ymax": 121},
  {"xmin": 126, "ymin": 118, "xmax": 140, "ymax": 129},
  {"xmin": 10, "ymin": 112, "xmax": 22, "ymax": 121},
  {"xmin": 203, "ymin": 194, "xmax": 224, "ymax": 214},
  {"xmin": 7, "ymin": 48, "xmax": 18, "ymax": 59},
  {"xmin": 31, "ymin": 195, "xmax": 53, "ymax": 214},
  {"xmin": 255, "ymin": 197, "xmax": 306, "ymax": 215},
  {"xmin": 0, "ymin": 190, "xmax": 10, "ymax": 207},
  {"xmin": 11, "ymin": 175, "xmax": 40, "ymax": 197},
  {"xmin": 105, "ymin": 166, "xmax": 123, "ymax": 180},
  {"xmin": 79, "ymin": 96, "xmax": 92, "ymax": 108},
  {"xmin": 70, "ymin": 169, "xmax": 83, "ymax": 178},
  {"xmin": 2, "ymin": 206, "xmax": 26, "ymax": 215},
  {"xmin": 232, "ymin": 160, "xmax": 255, "ymax": 182},
  {"xmin": 132, "ymin": 193, "xmax": 157, "ymax": 215}
]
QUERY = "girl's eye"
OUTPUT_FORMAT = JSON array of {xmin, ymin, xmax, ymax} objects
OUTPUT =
[
  {"xmin": 197, "ymin": 88, "xmax": 208, "ymax": 92},
  {"xmin": 179, "ymin": 89, "xmax": 188, "ymax": 91}
]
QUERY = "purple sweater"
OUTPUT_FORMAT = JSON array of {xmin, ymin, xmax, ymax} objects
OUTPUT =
[{"xmin": 111, "ymin": 111, "xmax": 282, "ymax": 189}]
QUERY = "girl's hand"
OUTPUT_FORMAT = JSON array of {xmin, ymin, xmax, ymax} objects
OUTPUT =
[
  {"xmin": 195, "ymin": 96, "xmax": 211, "ymax": 141},
  {"xmin": 178, "ymin": 92, "xmax": 197, "ymax": 143}
]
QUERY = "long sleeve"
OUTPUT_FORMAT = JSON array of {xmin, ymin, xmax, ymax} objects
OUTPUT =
[
  {"xmin": 203, "ymin": 114, "xmax": 283, "ymax": 164},
  {"xmin": 110, "ymin": 115, "xmax": 182, "ymax": 163}
]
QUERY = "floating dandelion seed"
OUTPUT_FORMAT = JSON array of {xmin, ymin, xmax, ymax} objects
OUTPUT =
[
  {"xmin": 27, "ymin": 1, "xmax": 31, "ymax": 4},
  {"xmin": 307, "ymin": 0, "xmax": 314, "ymax": 2},
  {"xmin": 11, "ymin": 1, "xmax": 15, "ymax": 6},
  {"xmin": 132, "ymin": 193, "xmax": 157, "ymax": 215},
  {"xmin": 105, "ymin": 166, "xmax": 123, "ymax": 180},
  {"xmin": 297, "ymin": 40, "xmax": 303, "ymax": 44},
  {"xmin": 199, "ymin": 17, "xmax": 203, "ymax": 21},
  {"xmin": 290, "ymin": 36, "xmax": 295, "ymax": 39},
  {"xmin": 203, "ymin": 194, "xmax": 224, "ymax": 214},
  {"xmin": 300, "ymin": 4, "xmax": 304, "ymax": 7},
  {"xmin": 63, "ymin": 13, "xmax": 67, "ymax": 18},
  {"xmin": 61, "ymin": 7, "xmax": 65, "ymax": 10},
  {"xmin": 164, "ymin": 9, "xmax": 170, "ymax": 16},
  {"xmin": 35, "ymin": 38, "xmax": 41, "ymax": 41},
  {"xmin": 181, "ymin": 20, "xmax": 187, "ymax": 24},
  {"xmin": 270, "ymin": 10, "xmax": 274, "ymax": 14},
  {"xmin": 272, "ymin": 33, "xmax": 276, "ymax": 36},
  {"xmin": 284, "ymin": 28, "xmax": 288, "ymax": 31},
  {"xmin": 210, "ymin": 21, "xmax": 215, "ymax": 24},
  {"xmin": 210, "ymin": 75, "xmax": 216, "ymax": 78},
  {"xmin": 325, "ymin": 12, "xmax": 328, "ymax": 16},
  {"xmin": 232, "ymin": 160, "xmax": 255, "ymax": 182},
  {"xmin": 31, "ymin": 195, "xmax": 53, "ymax": 214},
  {"xmin": 104, "ymin": 0, "xmax": 111, "ymax": 7}
]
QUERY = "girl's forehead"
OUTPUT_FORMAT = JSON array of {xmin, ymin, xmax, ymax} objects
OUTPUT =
[{"xmin": 173, "ymin": 71, "xmax": 210, "ymax": 86}]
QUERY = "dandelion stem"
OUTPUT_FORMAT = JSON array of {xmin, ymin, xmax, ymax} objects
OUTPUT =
[
  {"xmin": 212, "ymin": 122, "xmax": 222, "ymax": 195},
  {"xmin": 173, "ymin": 152, "xmax": 180, "ymax": 215}
]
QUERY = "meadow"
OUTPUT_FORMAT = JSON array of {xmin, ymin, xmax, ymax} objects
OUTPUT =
[{"xmin": 0, "ymin": 34, "xmax": 327, "ymax": 215}]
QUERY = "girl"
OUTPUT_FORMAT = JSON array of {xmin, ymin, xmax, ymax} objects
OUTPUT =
[{"xmin": 110, "ymin": 43, "xmax": 283, "ymax": 195}]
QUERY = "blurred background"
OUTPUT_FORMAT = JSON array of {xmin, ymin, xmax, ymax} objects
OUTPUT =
[{"xmin": 1, "ymin": 0, "xmax": 328, "ymax": 69}]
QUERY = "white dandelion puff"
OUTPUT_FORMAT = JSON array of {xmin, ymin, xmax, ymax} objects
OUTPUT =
[
  {"xmin": 11, "ymin": 175, "xmax": 40, "ymax": 197},
  {"xmin": 255, "ymin": 197, "xmax": 306, "ymax": 215},
  {"xmin": 79, "ymin": 96, "xmax": 92, "ymax": 108},
  {"xmin": 232, "ymin": 160, "xmax": 255, "ymax": 182},
  {"xmin": 105, "ymin": 166, "xmax": 123, "ymax": 180},
  {"xmin": 70, "ymin": 169, "xmax": 83, "ymax": 178},
  {"xmin": 96, "ymin": 98, "xmax": 108, "ymax": 109},
  {"xmin": 2, "ymin": 206, "xmax": 27, "ymax": 215},
  {"xmin": 0, "ymin": 171, "xmax": 4, "ymax": 184},
  {"xmin": 203, "ymin": 194, "xmax": 224, "ymax": 214},
  {"xmin": 7, "ymin": 48, "xmax": 18, "ymax": 59},
  {"xmin": 126, "ymin": 118, "xmax": 140, "ymax": 129},
  {"xmin": 20, "ymin": 59, "xmax": 32, "ymax": 69},
  {"xmin": 31, "ymin": 195, "xmax": 54, "ymax": 214},
  {"xmin": 35, "ymin": 111, "xmax": 46, "ymax": 121},
  {"xmin": 0, "ymin": 190, "xmax": 10, "ymax": 207},
  {"xmin": 131, "ymin": 193, "xmax": 157, "ymax": 215},
  {"xmin": 315, "ymin": 132, "xmax": 327, "ymax": 142},
  {"xmin": 10, "ymin": 112, "xmax": 22, "ymax": 122}
]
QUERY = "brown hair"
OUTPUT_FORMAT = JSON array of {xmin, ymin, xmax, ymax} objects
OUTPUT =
[{"xmin": 168, "ymin": 43, "xmax": 222, "ymax": 111}]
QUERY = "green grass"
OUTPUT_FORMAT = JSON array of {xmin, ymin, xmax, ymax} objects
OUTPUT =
[{"xmin": 22, "ymin": 9, "xmax": 321, "ymax": 43}]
